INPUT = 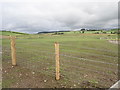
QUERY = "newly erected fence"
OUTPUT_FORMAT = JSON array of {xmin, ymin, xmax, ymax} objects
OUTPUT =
[
  {"xmin": 10, "ymin": 36, "xmax": 60, "ymax": 80},
  {"xmin": 2, "ymin": 35, "xmax": 118, "ymax": 87}
]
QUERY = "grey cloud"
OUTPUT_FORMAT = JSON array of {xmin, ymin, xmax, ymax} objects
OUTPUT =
[{"xmin": 1, "ymin": 1, "xmax": 118, "ymax": 33}]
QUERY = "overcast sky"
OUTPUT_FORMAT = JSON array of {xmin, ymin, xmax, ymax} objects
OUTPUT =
[{"xmin": 0, "ymin": 0, "xmax": 119, "ymax": 33}]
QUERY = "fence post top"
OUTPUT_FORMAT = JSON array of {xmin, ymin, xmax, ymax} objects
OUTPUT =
[
  {"xmin": 55, "ymin": 42, "xmax": 59, "ymax": 44},
  {"xmin": 9, "ymin": 35, "xmax": 16, "ymax": 38}
]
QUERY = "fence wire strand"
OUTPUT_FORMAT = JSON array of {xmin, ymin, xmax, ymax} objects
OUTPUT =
[{"xmin": 2, "ymin": 37, "xmax": 118, "ymax": 88}]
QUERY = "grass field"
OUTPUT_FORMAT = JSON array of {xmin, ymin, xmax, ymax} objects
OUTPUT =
[
  {"xmin": 0, "ymin": 31, "xmax": 29, "ymax": 36},
  {"xmin": 2, "ymin": 31, "xmax": 118, "ymax": 88}
]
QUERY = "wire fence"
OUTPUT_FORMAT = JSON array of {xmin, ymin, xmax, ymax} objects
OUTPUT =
[{"xmin": 2, "ymin": 36, "xmax": 118, "ymax": 88}]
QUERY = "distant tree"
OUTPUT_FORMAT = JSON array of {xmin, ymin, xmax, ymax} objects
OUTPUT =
[
  {"xmin": 60, "ymin": 33, "xmax": 64, "ymax": 34},
  {"xmin": 82, "ymin": 31, "xmax": 85, "ymax": 33},
  {"xmin": 103, "ymin": 32, "xmax": 107, "ymax": 34},
  {"xmin": 81, "ymin": 29, "xmax": 85, "ymax": 33},
  {"xmin": 54, "ymin": 32, "xmax": 58, "ymax": 35},
  {"xmin": 101, "ymin": 30, "xmax": 103, "ymax": 32},
  {"xmin": 113, "ymin": 31, "xmax": 120, "ymax": 34},
  {"xmin": 94, "ymin": 32, "xmax": 99, "ymax": 34},
  {"xmin": 81, "ymin": 29, "xmax": 85, "ymax": 31},
  {"xmin": 53, "ymin": 32, "xmax": 64, "ymax": 35}
]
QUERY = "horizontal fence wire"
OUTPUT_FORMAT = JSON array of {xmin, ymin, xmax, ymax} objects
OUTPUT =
[
  {"xmin": 16, "ymin": 56, "xmax": 55, "ymax": 76},
  {"xmin": 16, "ymin": 49, "xmax": 55, "ymax": 56},
  {"xmin": 16, "ymin": 43, "xmax": 54, "ymax": 50},
  {"xmin": 60, "ymin": 57, "xmax": 117, "ymax": 72},
  {"xmin": 2, "ymin": 37, "xmax": 118, "ymax": 88},
  {"xmin": 59, "ymin": 51, "xmax": 118, "ymax": 66},
  {"xmin": 60, "ymin": 63, "xmax": 117, "ymax": 77},
  {"xmin": 60, "ymin": 48, "xmax": 118, "ymax": 59},
  {"xmin": 60, "ymin": 54, "xmax": 118, "ymax": 66},
  {"xmin": 60, "ymin": 44, "xmax": 118, "ymax": 54}
]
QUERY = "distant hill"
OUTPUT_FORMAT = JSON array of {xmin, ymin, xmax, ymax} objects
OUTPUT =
[{"xmin": 0, "ymin": 31, "xmax": 29, "ymax": 36}]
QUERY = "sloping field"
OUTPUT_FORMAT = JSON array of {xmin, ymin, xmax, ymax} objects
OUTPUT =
[
  {"xmin": 0, "ymin": 31, "xmax": 29, "ymax": 36},
  {"xmin": 2, "ymin": 33, "xmax": 118, "ymax": 88}
]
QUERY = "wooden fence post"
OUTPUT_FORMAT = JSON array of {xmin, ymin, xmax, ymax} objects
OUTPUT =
[
  {"xmin": 10, "ymin": 36, "xmax": 17, "ymax": 66},
  {"xmin": 55, "ymin": 42, "xmax": 60, "ymax": 80}
]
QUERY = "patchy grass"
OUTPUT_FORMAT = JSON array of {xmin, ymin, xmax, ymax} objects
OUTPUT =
[{"xmin": 2, "ymin": 33, "xmax": 118, "ymax": 88}]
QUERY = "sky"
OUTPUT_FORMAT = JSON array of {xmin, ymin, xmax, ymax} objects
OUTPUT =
[{"xmin": 0, "ymin": 0, "xmax": 119, "ymax": 33}]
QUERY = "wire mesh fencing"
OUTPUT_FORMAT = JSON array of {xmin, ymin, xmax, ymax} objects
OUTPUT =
[
  {"xmin": 2, "ymin": 35, "xmax": 118, "ymax": 88},
  {"xmin": 16, "ymin": 39, "xmax": 56, "ymax": 77}
]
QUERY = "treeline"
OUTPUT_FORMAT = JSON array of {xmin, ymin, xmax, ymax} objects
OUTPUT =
[{"xmin": 38, "ymin": 31, "xmax": 70, "ymax": 34}]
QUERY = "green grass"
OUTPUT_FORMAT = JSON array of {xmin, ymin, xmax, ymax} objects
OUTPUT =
[
  {"xmin": 2, "ymin": 32, "xmax": 118, "ymax": 88},
  {"xmin": 0, "ymin": 31, "xmax": 29, "ymax": 36}
]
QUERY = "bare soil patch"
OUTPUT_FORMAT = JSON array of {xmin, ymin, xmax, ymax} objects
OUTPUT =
[
  {"xmin": 0, "ymin": 35, "xmax": 10, "ymax": 39},
  {"xmin": 108, "ymin": 40, "xmax": 120, "ymax": 44}
]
